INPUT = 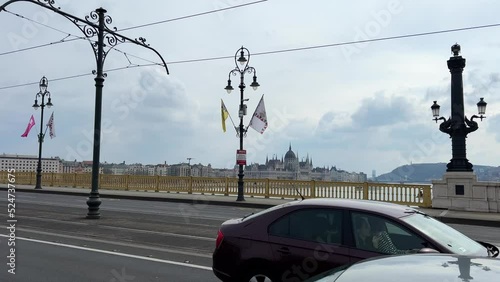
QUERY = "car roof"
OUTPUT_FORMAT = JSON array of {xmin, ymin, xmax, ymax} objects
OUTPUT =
[
  {"xmin": 312, "ymin": 254, "xmax": 500, "ymax": 282},
  {"xmin": 287, "ymin": 198, "xmax": 417, "ymax": 218}
]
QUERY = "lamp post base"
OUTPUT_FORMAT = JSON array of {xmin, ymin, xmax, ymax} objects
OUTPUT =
[
  {"xmin": 236, "ymin": 166, "xmax": 245, "ymax": 201},
  {"xmin": 86, "ymin": 192, "xmax": 102, "ymax": 219},
  {"xmin": 34, "ymin": 171, "xmax": 42, "ymax": 189},
  {"xmin": 446, "ymin": 158, "xmax": 473, "ymax": 172}
]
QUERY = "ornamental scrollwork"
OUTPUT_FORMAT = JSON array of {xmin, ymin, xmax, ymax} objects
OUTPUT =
[{"xmin": 37, "ymin": 0, "xmax": 60, "ymax": 10}]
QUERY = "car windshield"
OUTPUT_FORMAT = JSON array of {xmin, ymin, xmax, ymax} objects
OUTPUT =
[{"xmin": 401, "ymin": 213, "xmax": 488, "ymax": 257}]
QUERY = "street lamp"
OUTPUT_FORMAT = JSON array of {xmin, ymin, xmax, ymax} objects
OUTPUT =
[
  {"xmin": 225, "ymin": 46, "xmax": 260, "ymax": 201},
  {"xmin": 1, "ymin": 0, "xmax": 169, "ymax": 219},
  {"xmin": 33, "ymin": 76, "xmax": 53, "ymax": 190},
  {"xmin": 431, "ymin": 44, "xmax": 487, "ymax": 172}
]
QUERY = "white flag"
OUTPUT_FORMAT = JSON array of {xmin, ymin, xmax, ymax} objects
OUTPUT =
[
  {"xmin": 249, "ymin": 95, "xmax": 268, "ymax": 134},
  {"xmin": 47, "ymin": 112, "xmax": 56, "ymax": 139}
]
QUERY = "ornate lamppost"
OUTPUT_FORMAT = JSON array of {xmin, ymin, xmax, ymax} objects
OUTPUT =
[
  {"xmin": 431, "ymin": 44, "xmax": 487, "ymax": 172},
  {"xmin": 1, "ymin": 0, "xmax": 169, "ymax": 218},
  {"xmin": 225, "ymin": 46, "xmax": 260, "ymax": 201},
  {"xmin": 32, "ymin": 76, "xmax": 53, "ymax": 190}
]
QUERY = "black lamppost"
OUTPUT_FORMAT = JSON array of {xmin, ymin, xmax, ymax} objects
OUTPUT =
[
  {"xmin": 431, "ymin": 44, "xmax": 487, "ymax": 172},
  {"xmin": 1, "ymin": 0, "xmax": 169, "ymax": 219},
  {"xmin": 225, "ymin": 46, "xmax": 260, "ymax": 201},
  {"xmin": 32, "ymin": 76, "xmax": 53, "ymax": 190}
]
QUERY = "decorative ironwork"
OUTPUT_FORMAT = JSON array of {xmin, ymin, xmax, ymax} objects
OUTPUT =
[
  {"xmin": 61, "ymin": 9, "xmax": 126, "ymax": 71},
  {"xmin": 37, "ymin": 0, "xmax": 59, "ymax": 10},
  {"xmin": 0, "ymin": 0, "xmax": 169, "ymax": 74},
  {"xmin": 0, "ymin": 0, "xmax": 170, "ymax": 219}
]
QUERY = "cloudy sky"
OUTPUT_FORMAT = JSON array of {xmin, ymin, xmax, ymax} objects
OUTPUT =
[{"xmin": 1, "ymin": 0, "xmax": 500, "ymax": 176}]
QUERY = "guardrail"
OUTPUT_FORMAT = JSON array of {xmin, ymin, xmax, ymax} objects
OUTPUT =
[{"xmin": 0, "ymin": 171, "xmax": 432, "ymax": 207}]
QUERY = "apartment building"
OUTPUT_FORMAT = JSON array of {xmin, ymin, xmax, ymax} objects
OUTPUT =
[{"xmin": 0, "ymin": 153, "xmax": 62, "ymax": 173}]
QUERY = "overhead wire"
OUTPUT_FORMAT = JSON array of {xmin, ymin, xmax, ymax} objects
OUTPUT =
[
  {"xmin": 0, "ymin": 0, "xmax": 269, "ymax": 57},
  {"xmin": 0, "ymin": 64, "xmax": 158, "ymax": 90},
  {"xmin": 3, "ymin": 22, "xmax": 500, "ymax": 90},
  {"xmin": 166, "ymin": 22, "xmax": 500, "ymax": 65},
  {"xmin": 117, "ymin": 0, "xmax": 268, "ymax": 31},
  {"xmin": 1, "ymin": 8, "xmax": 164, "ymax": 67},
  {"xmin": 1, "ymin": 3, "xmax": 500, "ymax": 90}
]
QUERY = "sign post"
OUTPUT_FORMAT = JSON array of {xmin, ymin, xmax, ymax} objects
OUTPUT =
[{"xmin": 236, "ymin": 150, "xmax": 247, "ymax": 166}]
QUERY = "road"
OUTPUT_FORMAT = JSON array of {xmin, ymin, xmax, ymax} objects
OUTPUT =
[
  {"xmin": 0, "ymin": 191, "xmax": 498, "ymax": 281},
  {"xmin": 0, "ymin": 191, "xmax": 262, "ymax": 281}
]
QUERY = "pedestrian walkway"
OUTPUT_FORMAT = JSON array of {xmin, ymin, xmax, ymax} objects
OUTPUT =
[{"xmin": 1, "ymin": 184, "xmax": 499, "ymax": 227}]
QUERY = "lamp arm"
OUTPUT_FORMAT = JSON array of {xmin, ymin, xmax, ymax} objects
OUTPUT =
[
  {"xmin": 438, "ymin": 117, "xmax": 453, "ymax": 137},
  {"xmin": 434, "ymin": 116, "xmax": 447, "ymax": 123},
  {"xmin": 469, "ymin": 115, "xmax": 486, "ymax": 122},
  {"xmin": 464, "ymin": 116, "xmax": 479, "ymax": 134}
]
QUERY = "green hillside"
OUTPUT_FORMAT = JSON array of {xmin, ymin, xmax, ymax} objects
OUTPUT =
[{"xmin": 375, "ymin": 163, "xmax": 500, "ymax": 183}]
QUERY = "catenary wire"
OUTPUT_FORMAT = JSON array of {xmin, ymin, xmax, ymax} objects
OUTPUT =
[
  {"xmin": 117, "ymin": 0, "xmax": 268, "ymax": 31},
  {"xmin": 1, "ymin": 8, "xmax": 164, "ymax": 67},
  {"xmin": 166, "ymin": 22, "xmax": 500, "ymax": 65},
  {"xmin": 0, "ymin": 64, "xmax": 158, "ymax": 90},
  {"xmin": 0, "ymin": 1, "xmax": 268, "ymax": 57},
  {"xmin": 1, "ymin": 16, "xmax": 500, "ymax": 89}
]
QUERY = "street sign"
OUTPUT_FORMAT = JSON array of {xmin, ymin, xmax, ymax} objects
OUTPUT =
[{"xmin": 236, "ymin": 150, "xmax": 246, "ymax": 165}]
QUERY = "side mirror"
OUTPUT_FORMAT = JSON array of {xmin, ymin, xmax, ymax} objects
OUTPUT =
[{"xmin": 477, "ymin": 241, "xmax": 499, "ymax": 258}]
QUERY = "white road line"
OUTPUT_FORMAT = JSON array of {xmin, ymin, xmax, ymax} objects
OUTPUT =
[
  {"xmin": 0, "ymin": 215, "xmax": 215, "ymax": 241},
  {"xmin": 0, "ymin": 198, "xmax": 228, "ymax": 222},
  {"xmin": 1, "ymin": 227, "xmax": 213, "ymax": 258},
  {"xmin": 0, "ymin": 234, "xmax": 213, "ymax": 271}
]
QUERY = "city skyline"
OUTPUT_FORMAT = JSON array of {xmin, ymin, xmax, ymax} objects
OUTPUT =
[
  {"xmin": 0, "ymin": 142, "xmax": 366, "ymax": 174},
  {"xmin": 2, "ymin": 1, "xmax": 500, "ymax": 177}
]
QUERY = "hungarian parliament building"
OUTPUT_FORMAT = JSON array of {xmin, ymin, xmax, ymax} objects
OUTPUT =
[
  {"xmin": 1, "ymin": 145, "xmax": 367, "ymax": 182},
  {"xmin": 243, "ymin": 145, "xmax": 367, "ymax": 182}
]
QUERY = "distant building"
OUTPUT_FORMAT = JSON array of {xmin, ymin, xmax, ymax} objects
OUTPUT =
[
  {"xmin": 0, "ymin": 153, "xmax": 62, "ymax": 173},
  {"xmin": 245, "ymin": 145, "xmax": 367, "ymax": 182},
  {"xmin": 167, "ymin": 163, "xmax": 190, "ymax": 177},
  {"xmin": 61, "ymin": 160, "xmax": 84, "ymax": 173}
]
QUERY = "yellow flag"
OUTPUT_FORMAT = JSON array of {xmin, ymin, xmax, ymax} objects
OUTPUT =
[{"xmin": 221, "ymin": 99, "xmax": 229, "ymax": 132}]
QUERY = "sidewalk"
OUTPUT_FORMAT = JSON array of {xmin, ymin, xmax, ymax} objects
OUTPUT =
[{"xmin": 1, "ymin": 184, "xmax": 499, "ymax": 227}]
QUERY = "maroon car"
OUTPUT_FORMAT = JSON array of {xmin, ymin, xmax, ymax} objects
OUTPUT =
[{"xmin": 212, "ymin": 198, "xmax": 498, "ymax": 282}]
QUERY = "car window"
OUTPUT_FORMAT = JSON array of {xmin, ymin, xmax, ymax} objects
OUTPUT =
[
  {"xmin": 269, "ymin": 208, "xmax": 343, "ymax": 244},
  {"xmin": 351, "ymin": 212, "xmax": 429, "ymax": 254}
]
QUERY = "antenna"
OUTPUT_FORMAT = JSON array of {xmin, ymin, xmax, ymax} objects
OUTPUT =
[{"xmin": 295, "ymin": 188, "xmax": 305, "ymax": 201}]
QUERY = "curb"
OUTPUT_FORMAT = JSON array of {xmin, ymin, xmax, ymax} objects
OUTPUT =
[{"xmin": 0, "ymin": 187, "xmax": 277, "ymax": 209}]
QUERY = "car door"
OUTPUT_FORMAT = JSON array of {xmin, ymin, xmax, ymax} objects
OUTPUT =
[
  {"xmin": 267, "ymin": 208, "xmax": 350, "ymax": 282},
  {"xmin": 348, "ymin": 211, "xmax": 435, "ymax": 264}
]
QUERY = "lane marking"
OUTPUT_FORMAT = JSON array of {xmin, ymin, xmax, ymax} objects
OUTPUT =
[
  {"xmin": 0, "ymin": 198, "xmax": 228, "ymax": 222},
  {"xmin": 0, "ymin": 215, "xmax": 215, "ymax": 241},
  {"xmin": 0, "ymin": 234, "xmax": 213, "ymax": 271},
  {"xmin": 0, "ymin": 227, "xmax": 213, "ymax": 258}
]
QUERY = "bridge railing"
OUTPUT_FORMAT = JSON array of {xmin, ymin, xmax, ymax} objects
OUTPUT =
[{"xmin": 0, "ymin": 171, "xmax": 432, "ymax": 207}]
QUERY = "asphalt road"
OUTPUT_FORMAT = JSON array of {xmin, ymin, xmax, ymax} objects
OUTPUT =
[
  {"xmin": 0, "ymin": 191, "xmax": 498, "ymax": 281},
  {"xmin": 0, "ymin": 191, "xmax": 261, "ymax": 281}
]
